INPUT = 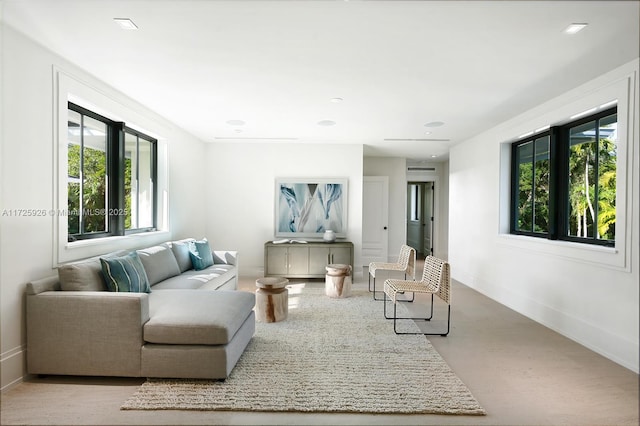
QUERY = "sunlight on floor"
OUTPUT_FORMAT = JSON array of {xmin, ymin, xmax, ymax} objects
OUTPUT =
[{"xmin": 287, "ymin": 283, "xmax": 306, "ymax": 310}]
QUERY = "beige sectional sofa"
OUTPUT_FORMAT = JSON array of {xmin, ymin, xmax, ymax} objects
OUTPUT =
[{"xmin": 26, "ymin": 238, "xmax": 255, "ymax": 380}]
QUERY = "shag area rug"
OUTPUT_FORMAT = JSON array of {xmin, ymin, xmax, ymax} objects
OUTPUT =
[{"xmin": 122, "ymin": 284, "xmax": 485, "ymax": 415}]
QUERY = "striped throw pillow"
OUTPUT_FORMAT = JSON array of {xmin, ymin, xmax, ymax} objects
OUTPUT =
[{"xmin": 100, "ymin": 251, "xmax": 151, "ymax": 293}]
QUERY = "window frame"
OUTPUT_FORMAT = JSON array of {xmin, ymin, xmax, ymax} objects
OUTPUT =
[
  {"xmin": 123, "ymin": 126, "xmax": 158, "ymax": 235},
  {"xmin": 510, "ymin": 107, "xmax": 617, "ymax": 248},
  {"xmin": 67, "ymin": 102, "xmax": 157, "ymax": 241},
  {"xmin": 556, "ymin": 108, "xmax": 617, "ymax": 247},
  {"xmin": 510, "ymin": 129, "xmax": 554, "ymax": 238}
]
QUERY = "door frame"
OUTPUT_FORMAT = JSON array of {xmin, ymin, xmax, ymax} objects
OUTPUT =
[
  {"xmin": 406, "ymin": 182, "xmax": 425, "ymax": 255},
  {"xmin": 406, "ymin": 176, "xmax": 439, "ymax": 259}
]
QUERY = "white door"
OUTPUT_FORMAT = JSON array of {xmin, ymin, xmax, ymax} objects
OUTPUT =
[{"xmin": 362, "ymin": 176, "xmax": 389, "ymax": 266}]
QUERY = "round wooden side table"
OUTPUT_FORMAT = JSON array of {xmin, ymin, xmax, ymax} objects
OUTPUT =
[
  {"xmin": 325, "ymin": 264, "xmax": 352, "ymax": 298},
  {"xmin": 255, "ymin": 277, "xmax": 289, "ymax": 323}
]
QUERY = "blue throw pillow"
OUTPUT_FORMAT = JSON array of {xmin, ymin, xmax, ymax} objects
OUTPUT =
[
  {"xmin": 100, "ymin": 251, "xmax": 151, "ymax": 293},
  {"xmin": 188, "ymin": 239, "xmax": 214, "ymax": 271}
]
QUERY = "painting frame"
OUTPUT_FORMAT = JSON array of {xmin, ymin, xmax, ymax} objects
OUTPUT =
[{"xmin": 275, "ymin": 177, "xmax": 348, "ymax": 239}]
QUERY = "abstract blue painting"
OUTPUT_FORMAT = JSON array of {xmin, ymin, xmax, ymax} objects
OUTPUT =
[{"xmin": 275, "ymin": 178, "xmax": 348, "ymax": 238}]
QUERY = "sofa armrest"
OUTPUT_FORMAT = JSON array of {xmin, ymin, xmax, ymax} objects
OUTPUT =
[
  {"xmin": 26, "ymin": 290, "xmax": 150, "ymax": 377},
  {"xmin": 26, "ymin": 276, "xmax": 61, "ymax": 295},
  {"xmin": 212, "ymin": 250, "xmax": 238, "ymax": 266}
]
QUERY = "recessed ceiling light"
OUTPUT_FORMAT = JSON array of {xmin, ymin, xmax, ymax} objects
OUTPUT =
[
  {"xmin": 431, "ymin": 155, "xmax": 438, "ymax": 158},
  {"xmin": 425, "ymin": 131, "xmax": 432, "ymax": 135},
  {"xmin": 226, "ymin": 120, "xmax": 246, "ymax": 126},
  {"xmin": 424, "ymin": 121, "xmax": 444, "ymax": 128},
  {"xmin": 113, "ymin": 18, "xmax": 138, "ymax": 30},
  {"xmin": 330, "ymin": 98, "xmax": 343, "ymax": 103},
  {"xmin": 317, "ymin": 120, "xmax": 336, "ymax": 127},
  {"xmin": 564, "ymin": 23, "xmax": 588, "ymax": 34}
]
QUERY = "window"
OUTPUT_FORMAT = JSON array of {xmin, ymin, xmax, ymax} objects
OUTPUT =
[
  {"xmin": 565, "ymin": 113, "xmax": 617, "ymax": 243},
  {"xmin": 512, "ymin": 134, "xmax": 550, "ymax": 235},
  {"xmin": 67, "ymin": 102, "xmax": 157, "ymax": 241},
  {"xmin": 409, "ymin": 184, "xmax": 421, "ymax": 221},
  {"xmin": 124, "ymin": 129, "xmax": 156, "ymax": 230},
  {"xmin": 510, "ymin": 107, "xmax": 617, "ymax": 246},
  {"xmin": 67, "ymin": 108, "xmax": 108, "ymax": 236}
]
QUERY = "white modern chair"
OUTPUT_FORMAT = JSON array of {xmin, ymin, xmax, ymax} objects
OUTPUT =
[
  {"xmin": 368, "ymin": 245, "xmax": 416, "ymax": 301},
  {"xmin": 383, "ymin": 255, "xmax": 451, "ymax": 336}
]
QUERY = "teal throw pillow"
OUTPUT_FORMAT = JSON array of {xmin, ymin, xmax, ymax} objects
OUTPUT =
[
  {"xmin": 189, "ymin": 239, "xmax": 214, "ymax": 271},
  {"xmin": 100, "ymin": 251, "xmax": 151, "ymax": 293}
]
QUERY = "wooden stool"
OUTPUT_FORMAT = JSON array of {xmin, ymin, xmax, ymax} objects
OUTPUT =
[
  {"xmin": 325, "ymin": 264, "xmax": 352, "ymax": 298},
  {"xmin": 255, "ymin": 277, "xmax": 289, "ymax": 323}
]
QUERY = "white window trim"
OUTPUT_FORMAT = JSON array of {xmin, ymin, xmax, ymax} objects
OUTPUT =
[
  {"xmin": 53, "ymin": 67, "xmax": 170, "ymax": 266},
  {"xmin": 497, "ymin": 66, "xmax": 636, "ymax": 272}
]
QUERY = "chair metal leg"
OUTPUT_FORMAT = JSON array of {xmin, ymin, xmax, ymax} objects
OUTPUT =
[
  {"xmin": 391, "ymin": 301, "xmax": 450, "ymax": 336},
  {"xmin": 370, "ymin": 274, "xmax": 387, "ymax": 300},
  {"xmin": 383, "ymin": 291, "xmax": 432, "ymax": 320},
  {"xmin": 373, "ymin": 276, "xmax": 383, "ymax": 300}
]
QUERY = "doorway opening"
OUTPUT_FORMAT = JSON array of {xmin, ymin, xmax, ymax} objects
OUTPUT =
[{"xmin": 406, "ymin": 181, "xmax": 434, "ymax": 260}]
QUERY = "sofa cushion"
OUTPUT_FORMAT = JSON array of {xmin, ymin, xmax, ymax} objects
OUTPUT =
[
  {"xmin": 57, "ymin": 250, "xmax": 129, "ymax": 291},
  {"xmin": 144, "ymin": 290, "xmax": 256, "ymax": 345},
  {"xmin": 137, "ymin": 245, "xmax": 181, "ymax": 286},
  {"xmin": 58, "ymin": 258, "xmax": 106, "ymax": 291},
  {"xmin": 169, "ymin": 238, "xmax": 195, "ymax": 272},
  {"xmin": 189, "ymin": 239, "xmax": 214, "ymax": 271},
  {"xmin": 100, "ymin": 252, "xmax": 151, "ymax": 293},
  {"xmin": 150, "ymin": 264, "xmax": 235, "ymax": 290}
]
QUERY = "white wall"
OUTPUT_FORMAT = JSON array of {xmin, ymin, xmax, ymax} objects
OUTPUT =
[
  {"xmin": 204, "ymin": 142, "xmax": 363, "ymax": 278},
  {"xmin": 449, "ymin": 59, "xmax": 639, "ymax": 372},
  {"xmin": 0, "ymin": 25, "xmax": 207, "ymax": 390}
]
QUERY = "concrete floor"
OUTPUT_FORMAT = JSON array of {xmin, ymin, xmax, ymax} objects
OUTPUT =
[{"xmin": 1, "ymin": 270, "xmax": 638, "ymax": 425}]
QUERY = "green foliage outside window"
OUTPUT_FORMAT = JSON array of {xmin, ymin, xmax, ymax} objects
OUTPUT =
[
  {"xmin": 515, "ymin": 137, "xmax": 550, "ymax": 233},
  {"xmin": 67, "ymin": 102, "xmax": 156, "ymax": 241},
  {"xmin": 67, "ymin": 144, "xmax": 107, "ymax": 236},
  {"xmin": 567, "ymin": 122, "xmax": 616, "ymax": 240},
  {"xmin": 124, "ymin": 157, "xmax": 132, "ymax": 229},
  {"xmin": 511, "ymin": 109, "xmax": 616, "ymax": 245}
]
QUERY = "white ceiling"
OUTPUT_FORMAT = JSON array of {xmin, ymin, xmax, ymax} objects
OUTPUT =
[{"xmin": 2, "ymin": 0, "xmax": 639, "ymax": 161}]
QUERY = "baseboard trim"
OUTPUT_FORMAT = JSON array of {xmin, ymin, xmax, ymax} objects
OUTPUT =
[
  {"xmin": 1, "ymin": 345, "xmax": 24, "ymax": 361},
  {"xmin": 1, "ymin": 345, "xmax": 26, "ymax": 392},
  {"xmin": 1, "ymin": 375, "xmax": 25, "ymax": 393}
]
